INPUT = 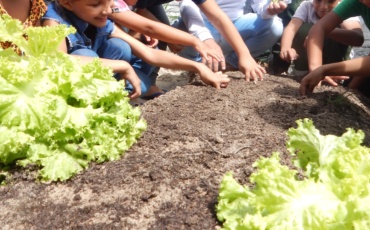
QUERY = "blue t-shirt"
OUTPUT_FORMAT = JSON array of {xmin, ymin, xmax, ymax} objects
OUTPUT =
[
  {"xmin": 136, "ymin": 0, "xmax": 206, "ymax": 9},
  {"xmin": 42, "ymin": 3, "xmax": 114, "ymax": 54}
]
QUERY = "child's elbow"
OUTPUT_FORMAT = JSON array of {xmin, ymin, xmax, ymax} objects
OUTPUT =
[
  {"xmin": 353, "ymin": 30, "xmax": 365, "ymax": 46},
  {"xmin": 355, "ymin": 35, "xmax": 365, "ymax": 47}
]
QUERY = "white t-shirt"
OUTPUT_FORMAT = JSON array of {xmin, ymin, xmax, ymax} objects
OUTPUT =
[
  {"xmin": 180, "ymin": 0, "xmax": 275, "ymax": 41},
  {"xmin": 293, "ymin": 1, "xmax": 360, "ymax": 24},
  {"xmin": 293, "ymin": 1, "xmax": 360, "ymax": 58}
]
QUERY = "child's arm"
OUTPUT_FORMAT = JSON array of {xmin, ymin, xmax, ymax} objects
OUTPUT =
[
  {"xmin": 109, "ymin": 10, "xmax": 225, "ymax": 69},
  {"xmin": 197, "ymin": 0, "xmax": 266, "ymax": 82},
  {"xmin": 179, "ymin": 0, "xmax": 224, "ymax": 72},
  {"xmin": 111, "ymin": 25, "xmax": 230, "ymax": 89},
  {"xmin": 300, "ymin": 56, "xmax": 370, "ymax": 95},
  {"xmin": 306, "ymin": 11, "xmax": 343, "ymax": 72},
  {"xmin": 42, "ymin": 19, "xmax": 142, "ymax": 99},
  {"xmin": 327, "ymin": 20, "xmax": 363, "ymax": 46},
  {"xmin": 280, "ymin": 18, "xmax": 303, "ymax": 61}
]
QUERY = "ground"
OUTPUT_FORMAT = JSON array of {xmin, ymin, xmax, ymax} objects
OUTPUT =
[{"xmin": 2, "ymin": 69, "xmax": 370, "ymax": 230}]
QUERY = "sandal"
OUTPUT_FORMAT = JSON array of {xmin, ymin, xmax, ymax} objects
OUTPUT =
[{"xmin": 141, "ymin": 90, "xmax": 167, "ymax": 100}]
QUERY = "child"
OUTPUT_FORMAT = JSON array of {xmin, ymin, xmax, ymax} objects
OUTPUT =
[
  {"xmin": 43, "ymin": 0, "xmax": 229, "ymax": 99},
  {"xmin": 111, "ymin": 0, "xmax": 225, "ymax": 64},
  {"xmin": 0, "ymin": 0, "xmax": 47, "ymax": 54},
  {"xmin": 280, "ymin": 0, "xmax": 362, "ymax": 86},
  {"xmin": 109, "ymin": 0, "xmax": 225, "ymax": 87},
  {"xmin": 43, "ymin": 0, "xmax": 144, "ymax": 99},
  {"xmin": 299, "ymin": 0, "xmax": 369, "ymax": 96},
  {"xmin": 123, "ymin": 0, "xmax": 267, "ymax": 82},
  {"xmin": 174, "ymin": 0, "xmax": 286, "ymax": 79}
]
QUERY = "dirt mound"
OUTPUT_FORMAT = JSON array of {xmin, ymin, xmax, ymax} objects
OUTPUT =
[{"xmin": 2, "ymin": 71, "xmax": 370, "ymax": 229}]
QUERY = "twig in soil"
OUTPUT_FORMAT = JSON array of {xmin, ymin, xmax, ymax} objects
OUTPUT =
[
  {"xmin": 122, "ymin": 160, "xmax": 147, "ymax": 164},
  {"xmin": 233, "ymin": 146, "xmax": 250, "ymax": 155},
  {"xmin": 201, "ymin": 178, "xmax": 219, "ymax": 191},
  {"xmin": 280, "ymin": 95, "xmax": 296, "ymax": 99},
  {"xmin": 227, "ymin": 75, "xmax": 244, "ymax": 79},
  {"xmin": 171, "ymin": 152, "xmax": 203, "ymax": 157},
  {"xmin": 306, "ymin": 110, "xmax": 328, "ymax": 117},
  {"xmin": 200, "ymin": 137, "xmax": 228, "ymax": 157}
]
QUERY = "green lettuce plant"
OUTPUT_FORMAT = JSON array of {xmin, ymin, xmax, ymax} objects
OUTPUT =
[
  {"xmin": 217, "ymin": 118, "xmax": 370, "ymax": 229},
  {"xmin": 0, "ymin": 15, "xmax": 146, "ymax": 182}
]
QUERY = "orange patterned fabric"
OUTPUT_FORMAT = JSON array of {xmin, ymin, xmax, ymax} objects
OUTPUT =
[{"xmin": 0, "ymin": 0, "xmax": 47, "ymax": 54}]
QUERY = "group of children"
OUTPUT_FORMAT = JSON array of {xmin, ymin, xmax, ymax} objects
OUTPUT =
[{"xmin": 1, "ymin": 0, "xmax": 370, "ymax": 100}]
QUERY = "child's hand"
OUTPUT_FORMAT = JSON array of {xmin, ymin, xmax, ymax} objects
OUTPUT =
[
  {"xmin": 120, "ymin": 68, "xmax": 142, "ymax": 99},
  {"xmin": 198, "ymin": 66, "xmax": 230, "ymax": 89},
  {"xmin": 195, "ymin": 39, "xmax": 226, "ymax": 72},
  {"xmin": 128, "ymin": 80, "xmax": 142, "ymax": 99},
  {"xmin": 280, "ymin": 48, "xmax": 298, "ymax": 62},
  {"xmin": 299, "ymin": 67, "xmax": 326, "ymax": 95},
  {"xmin": 168, "ymin": 43, "xmax": 184, "ymax": 54},
  {"xmin": 141, "ymin": 35, "xmax": 158, "ymax": 48},
  {"xmin": 238, "ymin": 55, "xmax": 266, "ymax": 82},
  {"xmin": 317, "ymin": 75, "xmax": 350, "ymax": 87},
  {"xmin": 267, "ymin": 1, "xmax": 288, "ymax": 15},
  {"xmin": 202, "ymin": 39, "xmax": 226, "ymax": 72}
]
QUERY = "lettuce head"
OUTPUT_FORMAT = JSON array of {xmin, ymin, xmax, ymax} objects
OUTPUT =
[
  {"xmin": 216, "ymin": 119, "xmax": 370, "ymax": 229},
  {"xmin": 0, "ymin": 15, "xmax": 146, "ymax": 181}
]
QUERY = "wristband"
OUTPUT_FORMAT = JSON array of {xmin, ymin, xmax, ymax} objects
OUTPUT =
[{"xmin": 111, "ymin": 7, "xmax": 123, "ymax": 13}]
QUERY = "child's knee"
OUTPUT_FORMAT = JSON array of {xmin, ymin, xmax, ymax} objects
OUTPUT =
[
  {"xmin": 104, "ymin": 38, "xmax": 132, "ymax": 62},
  {"xmin": 70, "ymin": 49, "xmax": 98, "ymax": 57},
  {"xmin": 270, "ymin": 17, "xmax": 284, "ymax": 38}
]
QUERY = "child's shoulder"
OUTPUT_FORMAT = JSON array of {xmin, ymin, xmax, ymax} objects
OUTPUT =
[
  {"xmin": 42, "ymin": 2, "xmax": 68, "ymax": 25},
  {"xmin": 294, "ymin": 1, "xmax": 314, "ymax": 16},
  {"xmin": 30, "ymin": 0, "xmax": 47, "ymax": 19},
  {"xmin": 297, "ymin": 0, "xmax": 313, "ymax": 8}
]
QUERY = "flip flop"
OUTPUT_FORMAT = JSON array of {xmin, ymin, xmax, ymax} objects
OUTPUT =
[{"xmin": 141, "ymin": 90, "xmax": 167, "ymax": 100}]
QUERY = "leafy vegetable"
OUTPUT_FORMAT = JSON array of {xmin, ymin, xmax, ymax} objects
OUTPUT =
[
  {"xmin": 216, "ymin": 118, "xmax": 370, "ymax": 229},
  {"xmin": 0, "ymin": 15, "xmax": 146, "ymax": 181}
]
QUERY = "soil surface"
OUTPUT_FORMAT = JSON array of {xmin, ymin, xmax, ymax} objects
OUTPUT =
[{"xmin": 2, "ymin": 70, "xmax": 370, "ymax": 230}]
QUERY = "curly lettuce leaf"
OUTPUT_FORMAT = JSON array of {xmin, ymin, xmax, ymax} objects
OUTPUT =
[
  {"xmin": 217, "ymin": 119, "xmax": 370, "ymax": 230},
  {"xmin": 0, "ymin": 15, "xmax": 24, "ymax": 45},
  {"xmin": 217, "ymin": 153, "xmax": 344, "ymax": 230},
  {"xmin": 0, "ymin": 15, "xmax": 146, "ymax": 181},
  {"xmin": 0, "ymin": 126, "xmax": 34, "ymax": 164}
]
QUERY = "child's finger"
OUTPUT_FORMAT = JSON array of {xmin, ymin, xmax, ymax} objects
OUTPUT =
[{"xmin": 212, "ymin": 58, "xmax": 220, "ymax": 72}]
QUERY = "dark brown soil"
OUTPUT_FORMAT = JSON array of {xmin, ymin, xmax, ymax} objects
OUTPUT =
[{"xmin": 2, "ymin": 71, "xmax": 370, "ymax": 230}]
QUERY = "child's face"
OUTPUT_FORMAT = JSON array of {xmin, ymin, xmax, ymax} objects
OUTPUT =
[
  {"xmin": 312, "ymin": 0, "xmax": 338, "ymax": 18},
  {"xmin": 61, "ymin": 0, "xmax": 114, "ymax": 28}
]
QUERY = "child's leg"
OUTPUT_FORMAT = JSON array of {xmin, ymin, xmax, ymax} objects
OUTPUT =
[
  {"xmin": 358, "ymin": 77, "xmax": 370, "ymax": 97},
  {"xmin": 146, "ymin": 4, "xmax": 171, "ymax": 87},
  {"xmin": 97, "ymin": 37, "xmax": 132, "ymax": 62},
  {"xmin": 97, "ymin": 37, "xmax": 152, "ymax": 94},
  {"xmin": 147, "ymin": 4, "xmax": 170, "ymax": 51},
  {"xmin": 348, "ymin": 54, "xmax": 370, "ymax": 90},
  {"xmin": 291, "ymin": 23, "xmax": 312, "ymax": 71},
  {"xmin": 348, "ymin": 76, "xmax": 368, "ymax": 89},
  {"xmin": 322, "ymin": 39, "xmax": 351, "ymax": 64},
  {"xmin": 70, "ymin": 48, "xmax": 99, "ymax": 57},
  {"xmin": 171, "ymin": 18, "xmax": 202, "ymax": 62},
  {"xmin": 220, "ymin": 14, "xmax": 283, "ymax": 68},
  {"xmin": 130, "ymin": 55, "xmax": 159, "ymax": 96}
]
